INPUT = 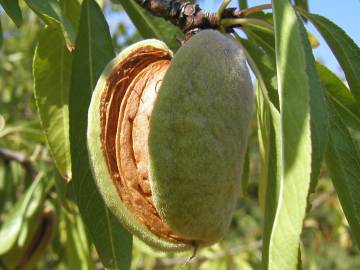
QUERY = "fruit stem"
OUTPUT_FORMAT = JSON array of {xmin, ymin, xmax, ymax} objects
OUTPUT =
[
  {"xmin": 221, "ymin": 18, "xmax": 273, "ymax": 31},
  {"xmin": 240, "ymin": 4, "xmax": 272, "ymax": 16},
  {"xmin": 294, "ymin": 6, "xmax": 310, "ymax": 19},
  {"xmin": 217, "ymin": 0, "xmax": 232, "ymax": 22},
  {"xmin": 183, "ymin": 243, "xmax": 198, "ymax": 266}
]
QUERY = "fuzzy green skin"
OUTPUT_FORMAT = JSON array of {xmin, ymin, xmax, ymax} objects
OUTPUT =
[
  {"xmin": 149, "ymin": 30, "xmax": 254, "ymax": 244},
  {"xmin": 87, "ymin": 39, "xmax": 191, "ymax": 252}
]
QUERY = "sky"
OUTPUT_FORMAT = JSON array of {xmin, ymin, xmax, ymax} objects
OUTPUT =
[{"xmin": 109, "ymin": 0, "xmax": 360, "ymax": 76}]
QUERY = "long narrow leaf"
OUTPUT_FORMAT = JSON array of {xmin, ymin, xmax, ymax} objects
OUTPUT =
[
  {"xmin": 0, "ymin": 175, "xmax": 44, "ymax": 255},
  {"xmin": 237, "ymin": 37, "xmax": 279, "ymax": 109},
  {"xmin": 236, "ymin": 38, "xmax": 282, "ymax": 269},
  {"xmin": 240, "ymin": 28, "xmax": 328, "ymax": 189},
  {"xmin": 255, "ymin": 78, "xmax": 285, "ymax": 270},
  {"xmin": 0, "ymin": 161, "xmax": 7, "ymax": 212},
  {"xmin": 237, "ymin": 37, "xmax": 280, "ymax": 218},
  {"xmin": 256, "ymin": 84, "xmax": 271, "ymax": 210},
  {"xmin": 294, "ymin": 0, "xmax": 308, "ymax": 11},
  {"xmin": 239, "ymin": 0, "xmax": 248, "ymax": 9},
  {"xmin": 244, "ymin": 25, "xmax": 275, "ymax": 55},
  {"xmin": 256, "ymin": 83, "xmax": 283, "ymax": 242},
  {"xmin": 241, "ymin": 146, "xmax": 250, "ymax": 197},
  {"xmin": 261, "ymin": 90, "xmax": 282, "ymax": 269},
  {"xmin": 63, "ymin": 212, "xmax": 96, "ymax": 270},
  {"xmin": 307, "ymin": 14, "xmax": 360, "ymax": 105},
  {"xmin": 32, "ymin": 0, "xmax": 81, "ymax": 182},
  {"xmin": 267, "ymin": 0, "xmax": 326, "ymax": 268},
  {"xmin": 246, "ymin": 10, "xmax": 328, "ymax": 182},
  {"xmin": 237, "ymin": 36, "xmax": 284, "ymax": 270},
  {"xmin": 69, "ymin": 0, "xmax": 132, "ymax": 268},
  {"xmin": 60, "ymin": 0, "xmax": 82, "ymax": 31},
  {"xmin": 24, "ymin": 0, "xmax": 75, "ymax": 50},
  {"xmin": 33, "ymin": 27, "xmax": 72, "ymax": 181},
  {"xmin": 239, "ymin": 27, "xmax": 309, "ymax": 268},
  {"xmin": 317, "ymin": 63, "xmax": 360, "ymax": 131},
  {"xmin": 325, "ymin": 100, "xmax": 360, "ymax": 246},
  {"xmin": 0, "ymin": 18, "xmax": 3, "ymax": 49},
  {"xmin": 0, "ymin": 0, "xmax": 22, "ymax": 27}
]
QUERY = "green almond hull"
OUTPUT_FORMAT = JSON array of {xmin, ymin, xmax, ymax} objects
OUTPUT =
[
  {"xmin": 149, "ymin": 30, "xmax": 254, "ymax": 244},
  {"xmin": 87, "ymin": 39, "xmax": 190, "ymax": 252},
  {"xmin": 87, "ymin": 30, "xmax": 253, "ymax": 251}
]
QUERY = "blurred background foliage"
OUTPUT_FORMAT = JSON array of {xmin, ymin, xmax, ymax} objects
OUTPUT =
[{"xmin": 0, "ymin": 1, "xmax": 359, "ymax": 269}]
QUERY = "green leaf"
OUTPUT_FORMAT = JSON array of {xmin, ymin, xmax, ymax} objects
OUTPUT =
[
  {"xmin": 308, "ymin": 68, "xmax": 328, "ymax": 189},
  {"xmin": 325, "ymin": 100, "xmax": 360, "ymax": 246},
  {"xmin": 264, "ymin": 0, "xmax": 327, "ymax": 268},
  {"xmin": 19, "ymin": 206, "xmax": 55, "ymax": 270},
  {"xmin": 0, "ymin": 161, "xmax": 5, "ymax": 206},
  {"xmin": 0, "ymin": 174, "xmax": 44, "ymax": 255},
  {"xmin": 256, "ymin": 90, "xmax": 269, "ymax": 208},
  {"xmin": 235, "ymin": 37, "xmax": 282, "ymax": 268},
  {"xmin": 235, "ymin": 34, "xmax": 280, "ymax": 214},
  {"xmin": 237, "ymin": 27, "xmax": 296, "ymax": 270},
  {"xmin": 111, "ymin": 0, "xmax": 182, "ymax": 51},
  {"xmin": 0, "ymin": 123, "xmax": 46, "ymax": 144},
  {"xmin": 69, "ymin": 0, "xmax": 132, "ymax": 268},
  {"xmin": 0, "ymin": 0, "xmax": 23, "ymax": 27},
  {"xmin": 241, "ymin": 146, "xmax": 250, "ymax": 197},
  {"xmin": 294, "ymin": 0, "xmax": 308, "ymax": 12},
  {"xmin": 316, "ymin": 62, "xmax": 360, "ymax": 130},
  {"xmin": 6, "ymin": 195, "xmax": 46, "ymax": 268},
  {"xmin": 0, "ymin": 160, "xmax": 11, "ymax": 213},
  {"xmin": 239, "ymin": 0, "xmax": 248, "ymax": 9},
  {"xmin": 242, "ymin": 23, "xmax": 326, "ymax": 187},
  {"xmin": 263, "ymin": 114, "xmax": 282, "ymax": 269},
  {"xmin": 60, "ymin": 0, "xmax": 82, "ymax": 32},
  {"xmin": 243, "ymin": 11, "xmax": 275, "ymax": 53},
  {"xmin": 0, "ymin": 18, "xmax": 3, "ymax": 49},
  {"xmin": 256, "ymin": 84, "xmax": 282, "ymax": 269},
  {"xmin": 6, "ymin": 162, "xmax": 24, "ymax": 202},
  {"xmin": 53, "ymin": 172, "xmax": 74, "ymax": 212},
  {"xmin": 243, "ymin": 24, "xmax": 275, "ymax": 56},
  {"xmin": 32, "ymin": 0, "xmax": 81, "ymax": 181},
  {"xmin": 236, "ymin": 36, "xmax": 279, "ymax": 109},
  {"xmin": 296, "ymin": 247, "xmax": 302, "ymax": 270},
  {"xmin": 307, "ymin": 14, "xmax": 360, "ymax": 105},
  {"xmin": 243, "ymin": 16, "xmax": 328, "ymax": 188},
  {"xmin": 293, "ymin": 0, "xmax": 308, "ymax": 22},
  {"xmin": 33, "ymin": 26, "xmax": 72, "ymax": 181},
  {"xmin": 63, "ymin": 211, "xmax": 96, "ymax": 270},
  {"xmin": 24, "ymin": 0, "xmax": 75, "ymax": 50},
  {"xmin": 238, "ymin": 26, "xmax": 318, "ymax": 269}
]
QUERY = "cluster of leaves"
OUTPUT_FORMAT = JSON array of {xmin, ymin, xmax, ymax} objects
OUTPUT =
[{"xmin": 0, "ymin": 0, "xmax": 359, "ymax": 269}]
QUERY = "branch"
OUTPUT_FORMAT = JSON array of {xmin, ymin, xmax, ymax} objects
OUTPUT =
[
  {"xmin": 133, "ymin": 0, "xmax": 255, "ymax": 39},
  {"xmin": 0, "ymin": 148, "xmax": 36, "ymax": 178},
  {"xmin": 134, "ymin": 0, "xmax": 217, "ymax": 30}
]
